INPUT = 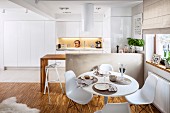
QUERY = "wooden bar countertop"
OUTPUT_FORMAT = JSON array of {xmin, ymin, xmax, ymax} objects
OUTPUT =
[{"xmin": 41, "ymin": 54, "xmax": 66, "ymax": 60}]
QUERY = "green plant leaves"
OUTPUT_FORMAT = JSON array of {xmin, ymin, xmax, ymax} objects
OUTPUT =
[{"xmin": 127, "ymin": 38, "xmax": 145, "ymax": 47}]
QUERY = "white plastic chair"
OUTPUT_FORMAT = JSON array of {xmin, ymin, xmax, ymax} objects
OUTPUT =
[
  {"xmin": 44, "ymin": 62, "xmax": 64, "ymax": 103},
  {"xmin": 125, "ymin": 72, "xmax": 158, "ymax": 113},
  {"xmin": 99, "ymin": 64, "xmax": 113, "ymax": 72},
  {"xmin": 65, "ymin": 70, "xmax": 93, "ymax": 112},
  {"xmin": 94, "ymin": 102, "xmax": 131, "ymax": 113}
]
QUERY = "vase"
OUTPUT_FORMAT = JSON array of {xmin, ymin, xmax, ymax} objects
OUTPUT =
[{"xmin": 135, "ymin": 46, "xmax": 143, "ymax": 53}]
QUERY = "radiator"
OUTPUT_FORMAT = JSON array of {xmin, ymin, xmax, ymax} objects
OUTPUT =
[{"xmin": 149, "ymin": 72, "xmax": 170, "ymax": 113}]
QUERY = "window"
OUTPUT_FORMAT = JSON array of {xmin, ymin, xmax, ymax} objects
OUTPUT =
[{"xmin": 156, "ymin": 34, "xmax": 170, "ymax": 59}]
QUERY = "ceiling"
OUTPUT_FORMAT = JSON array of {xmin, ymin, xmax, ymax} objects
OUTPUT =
[
  {"xmin": 39, "ymin": 1, "xmax": 142, "ymax": 14},
  {"xmin": 0, "ymin": 0, "xmax": 142, "ymax": 14},
  {"xmin": 0, "ymin": 0, "xmax": 142, "ymax": 19}
]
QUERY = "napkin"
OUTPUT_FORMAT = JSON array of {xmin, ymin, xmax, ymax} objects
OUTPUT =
[
  {"xmin": 108, "ymin": 84, "xmax": 117, "ymax": 92},
  {"xmin": 76, "ymin": 78, "xmax": 93, "ymax": 87},
  {"xmin": 83, "ymin": 79, "xmax": 93, "ymax": 85}
]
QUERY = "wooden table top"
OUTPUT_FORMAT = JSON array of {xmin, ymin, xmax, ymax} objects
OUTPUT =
[{"xmin": 41, "ymin": 54, "xmax": 66, "ymax": 60}]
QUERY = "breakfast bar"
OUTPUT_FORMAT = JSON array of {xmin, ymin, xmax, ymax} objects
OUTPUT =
[{"xmin": 40, "ymin": 54, "xmax": 66, "ymax": 92}]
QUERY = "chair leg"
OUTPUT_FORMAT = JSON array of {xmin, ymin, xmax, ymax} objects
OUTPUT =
[{"xmin": 44, "ymin": 68, "xmax": 49, "ymax": 94}]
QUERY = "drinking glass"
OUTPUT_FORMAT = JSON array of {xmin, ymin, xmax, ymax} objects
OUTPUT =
[
  {"xmin": 118, "ymin": 63, "xmax": 126, "ymax": 81},
  {"xmin": 99, "ymin": 69, "xmax": 109, "ymax": 83}
]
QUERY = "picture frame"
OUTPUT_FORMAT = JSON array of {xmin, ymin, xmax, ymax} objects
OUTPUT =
[{"xmin": 151, "ymin": 54, "xmax": 161, "ymax": 64}]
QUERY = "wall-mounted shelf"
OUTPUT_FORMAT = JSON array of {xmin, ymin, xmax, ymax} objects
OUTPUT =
[{"xmin": 146, "ymin": 61, "xmax": 170, "ymax": 73}]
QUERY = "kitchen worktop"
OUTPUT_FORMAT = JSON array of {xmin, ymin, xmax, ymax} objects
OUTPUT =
[{"xmin": 56, "ymin": 48, "xmax": 103, "ymax": 51}]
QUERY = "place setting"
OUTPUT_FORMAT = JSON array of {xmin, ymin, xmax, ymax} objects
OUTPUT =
[
  {"xmin": 109, "ymin": 63, "xmax": 132, "ymax": 85},
  {"xmin": 92, "ymin": 83, "xmax": 117, "ymax": 95},
  {"xmin": 76, "ymin": 75, "xmax": 98, "ymax": 87}
]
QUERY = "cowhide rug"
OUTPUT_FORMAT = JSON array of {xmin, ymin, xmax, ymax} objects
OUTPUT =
[{"xmin": 0, "ymin": 97, "xmax": 40, "ymax": 113}]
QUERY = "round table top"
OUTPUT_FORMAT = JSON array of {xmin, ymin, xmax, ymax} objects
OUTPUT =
[{"xmin": 79, "ymin": 71, "xmax": 139, "ymax": 97}]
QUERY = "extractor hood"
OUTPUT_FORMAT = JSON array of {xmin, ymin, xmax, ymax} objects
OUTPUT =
[{"xmin": 82, "ymin": 3, "xmax": 94, "ymax": 32}]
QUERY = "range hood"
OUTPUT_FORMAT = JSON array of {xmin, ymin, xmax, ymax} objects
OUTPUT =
[{"xmin": 82, "ymin": 3, "xmax": 94, "ymax": 32}]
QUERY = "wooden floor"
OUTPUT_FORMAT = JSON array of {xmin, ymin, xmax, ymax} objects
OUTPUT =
[{"xmin": 0, "ymin": 83, "xmax": 161, "ymax": 113}]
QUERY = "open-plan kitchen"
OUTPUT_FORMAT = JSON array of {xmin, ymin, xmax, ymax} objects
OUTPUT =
[{"xmin": 0, "ymin": 0, "xmax": 170, "ymax": 113}]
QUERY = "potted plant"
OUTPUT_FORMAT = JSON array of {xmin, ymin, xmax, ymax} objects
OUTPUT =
[
  {"xmin": 127, "ymin": 38, "xmax": 145, "ymax": 53},
  {"xmin": 165, "ymin": 57, "xmax": 170, "ymax": 69}
]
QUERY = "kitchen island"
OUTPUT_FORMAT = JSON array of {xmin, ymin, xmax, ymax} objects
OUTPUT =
[{"xmin": 40, "ymin": 54, "xmax": 66, "ymax": 92}]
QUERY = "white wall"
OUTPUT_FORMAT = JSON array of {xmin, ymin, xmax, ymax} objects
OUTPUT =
[{"xmin": 132, "ymin": 3, "xmax": 143, "ymax": 39}]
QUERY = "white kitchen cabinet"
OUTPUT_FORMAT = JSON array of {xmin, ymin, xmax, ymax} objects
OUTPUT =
[
  {"xmin": 4, "ymin": 21, "xmax": 18, "ymax": 66},
  {"xmin": 56, "ymin": 22, "xmax": 66, "ymax": 37},
  {"xmin": 93, "ymin": 22, "xmax": 103, "ymax": 37},
  {"xmin": 103, "ymin": 17, "xmax": 111, "ymax": 53},
  {"xmin": 44, "ymin": 21, "xmax": 56, "ymax": 54},
  {"xmin": 66, "ymin": 22, "xmax": 79, "ymax": 37},
  {"xmin": 56, "ymin": 22, "xmax": 79, "ymax": 37},
  {"xmin": 111, "ymin": 17, "xmax": 131, "ymax": 52},
  {"xmin": 18, "ymin": 21, "xmax": 31, "ymax": 67},
  {"xmin": 45, "ymin": 21, "xmax": 56, "ymax": 65},
  {"xmin": 30, "ymin": 21, "xmax": 45, "ymax": 67},
  {"xmin": 79, "ymin": 22, "xmax": 103, "ymax": 37},
  {"xmin": 4, "ymin": 21, "xmax": 56, "ymax": 67},
  {"xmin": 56, "ymin": 21, "xmax": 102, "ymax": 37}
]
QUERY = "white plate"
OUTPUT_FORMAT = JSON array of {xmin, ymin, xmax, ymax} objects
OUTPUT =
[
  {"xmin": 81, "ymin": 76, "xmax": 93, "ymax": 80},
  {"xmin": 94, "ymin": 83, "xmax": 109, "ymax": 91}
]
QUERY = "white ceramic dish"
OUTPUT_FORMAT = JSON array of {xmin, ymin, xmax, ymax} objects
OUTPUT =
[{"xmin": 94, "ymin": 83, "xmax": 109, "ymax": 91}]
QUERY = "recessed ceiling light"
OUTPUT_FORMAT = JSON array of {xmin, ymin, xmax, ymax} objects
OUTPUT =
[
  {"xmin": 2, "ymin": 9, "xmax": 5, "ymax": 13},
  {"xmin": 25, "ymin": 9, "xmax": 28, "ymax": 13},
  {"xmin": 96, "ymin": 7, "xmax": 101, "ymax": 10},
  {"xmin": 59, "ymin": 7, "xmax": 69, "ymax": 10},
  {"xmin": 63, "ymin": 12, "xmax": 71, "ymax": 14}
]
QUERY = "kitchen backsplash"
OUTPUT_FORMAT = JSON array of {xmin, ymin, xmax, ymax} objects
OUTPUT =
[{"xmin": 57, "ymin": 38, "xmax": 102, "ymax": 48}]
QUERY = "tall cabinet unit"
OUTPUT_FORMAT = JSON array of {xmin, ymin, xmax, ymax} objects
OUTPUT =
[
  {"xmin": 3, "ymin": 21, "xmax": 56, "ymax": 67},
  {"xmin": 30, "ymin": 21, "xmax": 45, "ymax": 67},
  {"xmin": 44, "ymin": 21, "xmax": 56, "ymax": 54},
  {"xmin": 111, "ymin": 17, "xmax": 131, "ymax": 53},
  {"xmin": 103, "ymin": 17, "xmax": 111, "ymax": 53},
  {"xmin": 4, "ymin": 21, "xmax": 18, "ymax": 66},
  {"xmin": 18, "ymin": 21, "xmax": 31, "ymax": 67}
]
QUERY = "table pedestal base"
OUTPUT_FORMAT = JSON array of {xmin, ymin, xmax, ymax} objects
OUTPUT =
[{"xmin": 104, "ymin": 96, "xmax": 108, "ymax": 105}]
